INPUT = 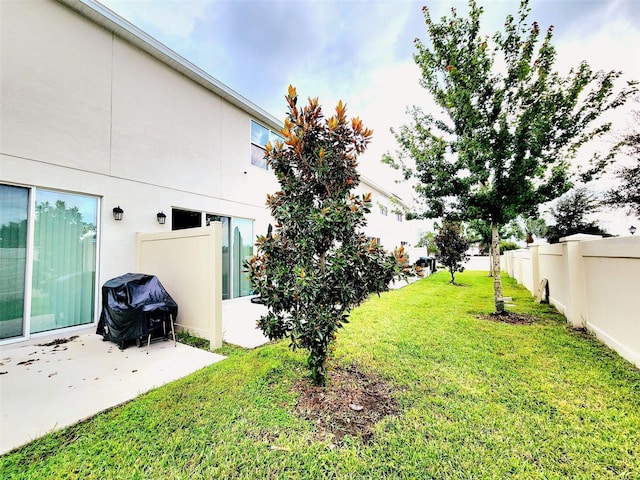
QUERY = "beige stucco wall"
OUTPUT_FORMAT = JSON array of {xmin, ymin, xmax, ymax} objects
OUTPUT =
[
  {"xmin": 503, "ymin": 236, "xmax": 640, "ymax": 368},
  {"xmin": 580, "ymin": 237, "xmax": 640, "ymax": 365},
  {"xmin": 537, "ymin": 243, "xmax": 569, "ymax": 314}
]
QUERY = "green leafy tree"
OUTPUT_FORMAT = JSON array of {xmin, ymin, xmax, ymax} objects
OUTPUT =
[
  {"xmin": 415, "ymin": 230, "xmax": 439, "ymax": 256},
  {"xmin": 499, "ymin": 240, "xmax": 520, "ymax": 254},
  {"xmin": 383, "ymin": 0, "xmax": 636, "ymax": 312},
  {"xmin": 605, "ymin": 103, "xmax": 640, "ymax": 218},
  {"xmin": 545, "ymin": 187, "xmax": 609, "ymax": 243},
  {"xmin": 467, "ymin": 219, "xmax": 497, "ymax": 256},
  {"xmin": 434, "ymin": 218, "xmax": 470, "ymax": 284},
  {"xmin": 246, "ymin": 86, "xmax": 414, "ymax": 386},
  {"xmin": 521, "ymin": 216, "xmax": 548, "ymax": 245},
  {"xmin": 467, "ymin": 218, "xmax": 511, "ymax": 276}
]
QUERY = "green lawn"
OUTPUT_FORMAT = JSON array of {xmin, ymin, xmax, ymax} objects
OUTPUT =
[{"xmin": 2, "ymin": 271, "xmax": 639, "ymax": 479}]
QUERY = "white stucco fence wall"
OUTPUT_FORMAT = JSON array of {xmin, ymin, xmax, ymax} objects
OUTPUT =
[{"xmin": 503, "ymin": 235, "xmax": 640, "ymax": 368}]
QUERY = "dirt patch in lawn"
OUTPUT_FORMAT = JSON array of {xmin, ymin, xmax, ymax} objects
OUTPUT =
[
  {"xmin": 477, "ymin": 311, "xmax": 538, "ymax": 325},
  {"xmin": 293, "ymin": 364, "xmax": 398, "ymax": 444}
]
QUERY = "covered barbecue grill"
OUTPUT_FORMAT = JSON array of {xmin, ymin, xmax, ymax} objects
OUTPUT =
[{"xmin": 97, "ymin": 273, "xmax": 178, "ymax": 350}]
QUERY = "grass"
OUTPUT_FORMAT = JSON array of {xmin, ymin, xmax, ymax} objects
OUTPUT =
[{"xmin": 1, "ymin": 271, "xmax": 639, "ymax": 479}]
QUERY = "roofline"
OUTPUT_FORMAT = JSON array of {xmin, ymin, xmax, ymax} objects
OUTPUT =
[
  {"xmin": 360, "ymin": 176, "xmax": 408, "ymax": 208},
  {"xmin": 56, "ymin": 0, "xmax": 283, "ymax": 132},
  {"xmin": 55, "ymin": 1, "xmax": 406, "ymax": 208}
]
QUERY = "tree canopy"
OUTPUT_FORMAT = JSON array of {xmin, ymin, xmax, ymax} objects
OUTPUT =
[
  {"xmin": 605, "ymin": 102, "xmax": 640, "ymax": 218},
  {"xmin": 383, "ymin": 0, "xmax": 637, "ymax": 311},
  {"xmin": 434, "ymin": 219, "xmax": 470, "ymax": 284},
  {"xmin": 545, "ymin": 187, "xmax": 609, "ymax": 243}
]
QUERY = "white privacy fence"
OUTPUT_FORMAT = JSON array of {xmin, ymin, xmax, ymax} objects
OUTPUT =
[
  {"xmin": 502, "ymin": 234, "xmax": 640, "ymax": 368},
  {"xmin": 136, "ymin": 224, "xmax": 223, "ymax": 349}
]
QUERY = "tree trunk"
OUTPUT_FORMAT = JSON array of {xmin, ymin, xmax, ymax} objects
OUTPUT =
[
  {"xmin": 491, "ymin": 220, "xmax": 504, "ymax": 313},
  {"xmin": 488, "ymin": 243, "xmax": 494, "ymax": 277}
]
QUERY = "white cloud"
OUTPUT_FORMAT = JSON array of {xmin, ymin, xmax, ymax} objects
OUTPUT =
[
  {"xmin": 101, "ymin": 0, "xmax": 207, "ymax": 40},
  {"xmin": 99, "ymin": 0, "xmax": 639, "ymax": 233}
]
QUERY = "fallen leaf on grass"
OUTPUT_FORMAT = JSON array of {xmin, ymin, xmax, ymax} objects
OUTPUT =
[{"xmin": 269, "ymin": 446, "xmax": 291, "ymax": 452}]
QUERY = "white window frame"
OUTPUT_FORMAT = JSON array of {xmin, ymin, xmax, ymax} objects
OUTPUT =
[
  {"xmin": 250, "ymin": 120, "xmax": 283, "ymax": 170},
  {"xmin": 0, "ymin": 183, "xmax": 101, "ymax": 345}
]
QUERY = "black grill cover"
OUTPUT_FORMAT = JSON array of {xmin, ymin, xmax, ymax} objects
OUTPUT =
[{"xmin": 97, "ymin": 273, "xmax": 178, "ymax": 343}]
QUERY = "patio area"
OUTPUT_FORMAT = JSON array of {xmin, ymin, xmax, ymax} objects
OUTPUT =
[{"xmin": 0, "ymin": 296, "xmax": 270, "ymax": 454}]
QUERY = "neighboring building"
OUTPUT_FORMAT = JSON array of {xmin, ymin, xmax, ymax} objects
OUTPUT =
[
  {"xmin": 0, "ymin": 0, "xmax": 419, "ymax": 344},
  {"xmin": 355, "ymin": 177, "xmax": 416, "ymax": 250}
]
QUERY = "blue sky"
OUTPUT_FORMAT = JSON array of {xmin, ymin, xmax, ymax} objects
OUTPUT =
[{"xmin": 100, "ymin": 0, "xmax": 640, "ymax": 234}]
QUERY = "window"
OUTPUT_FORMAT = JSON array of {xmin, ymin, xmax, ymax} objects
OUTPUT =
[
  {"xmin": 251, "ymin": 120, "xmax": 283, "ymax": 170},
  {"xmin": 396, "ymin": 212, "xmax": 403, "ymax": 222},
  {"xmin": 0, "ymin": 185, "xmax": 28, "ymax": 339},
  {"xmin": 379, "ymin": 205, "xmax": 388, "ymax": 216},
  {"xmin": 232, "ymin": 218, "xmax": 253, "ymax": 298},
  {"xmin": 172, "ymin": 208, "xmax": 202, "ymax": 230}
]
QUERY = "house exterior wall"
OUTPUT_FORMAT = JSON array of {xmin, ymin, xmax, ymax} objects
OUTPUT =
[
  {"xmin": 0, "ymin": 0, "xmax": 279, "ymax": 340},
  {"xmin": 0, "ymin": 0, "xmax": 421, "ymax": 342},
  {"xmin": 1, "ymin": 0, "xmax": 278, "ymax": 268},
  {"xmin": 355, "ymin": 180, "xmax": 420, "ymax": 253}
]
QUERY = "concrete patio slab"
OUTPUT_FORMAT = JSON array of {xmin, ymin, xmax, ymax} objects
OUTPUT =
[
  {"xmin": 222, "ymin": 297, "xmax": 270, "ymax": 349},
  {"xmin": 0, "ymin": 331, "xmax": 224, "ymax": 454},
  {"xmin": 1, "ymin": 285, "xmax": 421, "ymax": 455}
]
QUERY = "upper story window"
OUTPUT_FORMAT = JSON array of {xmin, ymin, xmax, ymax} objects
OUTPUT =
[
  {"xmin": 395, "ymin": 212, "xmax": 403, "ymax": 222},
  {"xmin": 251, "ymin": 120, "xmax": 283, "ymax": 170},
  {"xmin": 379, "ymin": 204, "xmax": 388, "ymax": 216}
]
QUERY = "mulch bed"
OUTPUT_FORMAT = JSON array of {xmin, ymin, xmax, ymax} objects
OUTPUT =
[
  {"xmin": 476, "ymin": 311, "xmax": 538, "ymax": 325},
  {"xmin": 293, "ymin": 364, "xmax": 399, "ymax": 444}
]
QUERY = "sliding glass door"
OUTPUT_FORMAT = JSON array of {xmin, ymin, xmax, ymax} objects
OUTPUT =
[
  {"xmin": 206, "ymin": 214, "xmax": 231, "ymax": 300},
  {"xmin": 0, "ymin": 184, "xmax": 98, "ymax": 340},
  {"xmin": 30, "ymin": 190, "xmax": 98, "ymax": 334},
  {"xmin": 232, "ymin": 218, "xmax": 253, "ymax": 298},
  {"xmin": 0, "ymin": 185, "xmax": 29, "ymax": 340},
  {"xmin": 175, "ymin": 211, "xmax": 254, "ymax": 299}
]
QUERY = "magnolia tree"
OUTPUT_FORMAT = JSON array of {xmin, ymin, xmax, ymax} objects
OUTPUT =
[
  {"xmin": 383, "ymin": 0, "xmax": 636, "ymax": 312},
  {"xmin": 246, "ymin": 86, "xmax": 416, "ymax": 386}
]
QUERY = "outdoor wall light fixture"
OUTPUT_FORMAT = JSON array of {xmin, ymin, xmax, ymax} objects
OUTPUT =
[
  {"xmin": 157, "ymin": 211, "xmax": 167, "ymax": 225},
  {"xmin": 112, "ymin": 206, "xmax": 124, "ymax": 221},
  {"xmin": 630, "ymin": 225, "xmax": 637, "ymax": 236}
]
